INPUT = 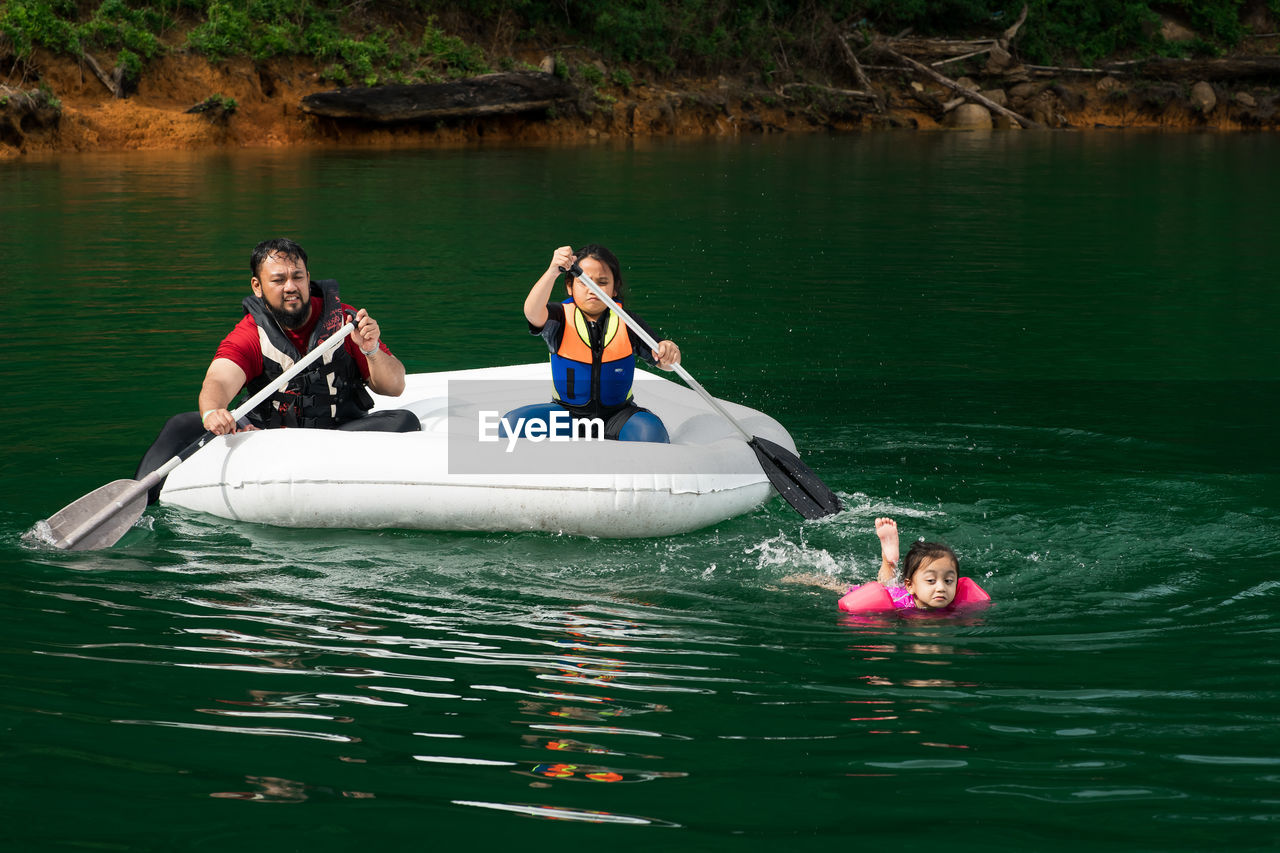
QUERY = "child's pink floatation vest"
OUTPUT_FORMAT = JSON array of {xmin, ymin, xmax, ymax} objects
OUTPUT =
[{"xmin": 838, "ymin": 577, "xmax": 990, "ymax": 614}]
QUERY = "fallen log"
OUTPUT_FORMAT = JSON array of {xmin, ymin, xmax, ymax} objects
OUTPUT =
[
  {"xmin": 837, "ymin": 35, "xmax": 883, "ymax": 112},
  {"xmin": 1025, "ymin": 63, "xmax": 1129, "ymax": 76},
  {"xmin": 933, "ymin": 47, "xmax": 994, "ymax": 68},
  {"xmin": 1025, "ymin": 56, "xmax": 1280, "ymax": 80},
  {"xmin": 1001, "ymin": 4, "xmax": 1029, "ymax": 45},
  {"xmin": 1115, "ymin": 56, "xmax": 1280, "ymax": 80},
  {"xmin": 780, "ymin": 82, "xmax": 876, "ymax": 100},
  {"xmin": 82, "ymin": 52, "xmax": 120, "ymax": 98},
  {"xmin": 300, "ymin": 71, "xmax": 577, "ymax": 122},
  {"xmin": 875, "ymin": 43, "xmax": 1043, "ymax": 128},
  {"xmin": 879, "ymin": 37, "xmax": 997, "ymax": 59}
]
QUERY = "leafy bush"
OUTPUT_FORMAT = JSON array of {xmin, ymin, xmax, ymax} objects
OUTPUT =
[
  {"xmin": 115, "ymin": 47, "xmax": 142, "ymax": 85},
  {"xmin": 185, "ymin": 5, "xmax": 490, "ymax": 86},
  {"xmin": 188, "ymin": 92, "xmax": 237, "ymax": 121},
  {"xmin": 0, "ymin": 1, "xmax": 82, "ymax": 58},
  {"xmin": 1167, "ymin": 0, "xmax": 1245, "ymax": 44},
  {"xmin": 250, "ymin": 21, "xmax": 303, "ymax": 60},
  {"xmin": 191, "ymin": 92, "xmax": 236, "ymax": 112},
  {"xmin": 79, "ymin": 0, "xmax": 165, "ymax": 57},
  {"xmin": 38, "ymin": 80, "xmax": 62, "ymax": 111},
  {"xmin": 1016, "ymin": 1, "xmax": 1158, "ymax": 66},
  {"xmin": 185, "ymin": 2, "xmax": 252, "ymax": 60},
  {"xmin": 611, "ymin": 67, "xmax": 634, "ymax": 90},
  {"xmin": 0, "ymin": 0, "xmax": 1267, "ymax": 88},
  {"xmin": 421, "ymin": 16, "xmax": 489, "ymax": 76}
]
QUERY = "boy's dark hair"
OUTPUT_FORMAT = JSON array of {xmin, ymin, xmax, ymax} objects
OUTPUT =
[
  {"xmin": 250, "ymin": 238, "xmax": 308, "ymax": 279},
  {"xmin": 569, "ymin": 244, "xmax": 626, "ymax": 302},
  {"xmin": 903, "ymin": 540, "xmax": 959, "ymax": 581}
]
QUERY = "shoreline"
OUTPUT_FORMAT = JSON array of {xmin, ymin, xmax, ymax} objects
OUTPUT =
[{"xmin": 4, "ymin": 48, "xmax": 1279, "ymax": 160}]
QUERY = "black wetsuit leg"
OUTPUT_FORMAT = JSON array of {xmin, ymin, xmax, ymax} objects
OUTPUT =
[
  {"xmin": 336, "ymin": 410, "xmax": 421, "ymax": 433},
  {"xmin": 134, "ymin": 412, "xmax": 205, "ymax": 504}
]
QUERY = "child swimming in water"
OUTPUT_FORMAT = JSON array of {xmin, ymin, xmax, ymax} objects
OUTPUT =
[{"xmin": 836, "ymin": 517, "xmax": 990, "ymax": 613}]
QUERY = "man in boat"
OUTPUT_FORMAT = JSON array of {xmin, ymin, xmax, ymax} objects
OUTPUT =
[{"xmin": 134, "ymin": 237, "xmax": 419, "ymax": 502}]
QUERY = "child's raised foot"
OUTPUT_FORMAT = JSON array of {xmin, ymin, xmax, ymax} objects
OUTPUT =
[{"xmin": 875, "ymin": 517, "xmax": 899, "ymax": 567}]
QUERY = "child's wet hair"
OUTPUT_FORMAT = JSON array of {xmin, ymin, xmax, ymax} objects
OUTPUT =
[
  {"xmin": 902, "ymin": 540, "xmax": 959, "ymax": 581},
  {"xmin": 569, "ymin": 244, "xmax": 626, "ymax": 302}
]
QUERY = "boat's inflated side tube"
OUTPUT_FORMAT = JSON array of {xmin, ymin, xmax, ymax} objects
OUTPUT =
[{"xmin": 838, "ymin": 577, "xmax": 990, "ymax": 614}]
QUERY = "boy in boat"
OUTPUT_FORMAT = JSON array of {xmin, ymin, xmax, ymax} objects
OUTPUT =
[{"xmin": 505, "ymin": 244, "xmax": 681, "ymax": 442}]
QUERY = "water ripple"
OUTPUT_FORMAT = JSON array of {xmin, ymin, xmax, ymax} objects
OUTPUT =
[
  {"xmin": 114, "ymin": 719, "xmax": 355, "ymax": 742},
  {"xmin": 452, "ymin": 799, "xmax": 680, "ymax": 827}
]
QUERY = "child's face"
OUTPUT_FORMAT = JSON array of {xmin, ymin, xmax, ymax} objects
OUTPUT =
[
  {"xmin": 906, "ymin": 556, "xmax": 958, "ymax": 609},
  {"xmin": 568, "ymin": 257, "xmax": 615, "ymax": 319}
]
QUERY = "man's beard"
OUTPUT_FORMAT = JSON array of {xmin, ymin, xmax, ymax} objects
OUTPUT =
[{"xmin": 268, "ymin": 298, "xmax": 309, "ymax": 330}]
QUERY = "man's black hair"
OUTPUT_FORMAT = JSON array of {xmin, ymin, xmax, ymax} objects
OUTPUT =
[{"xmin": 250, "ymin": 238, "xmax": 309, "ymax": 279}]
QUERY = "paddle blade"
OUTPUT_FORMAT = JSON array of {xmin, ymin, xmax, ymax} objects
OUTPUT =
[
  {"xmin": 43, "ymin": 479, "xmax": 149, "ymax": 551},
  {"xmin": 749, "ymin": 436, "xmax": 842, "ymax": 520}
]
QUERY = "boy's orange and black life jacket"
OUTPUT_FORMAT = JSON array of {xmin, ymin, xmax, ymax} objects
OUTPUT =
[{"xmin": 549, "ymin": 298, "xmax": 635, "ymax": 413}]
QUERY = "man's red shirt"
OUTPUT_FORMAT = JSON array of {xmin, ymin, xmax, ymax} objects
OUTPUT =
[{"xmin": 214, "ymin": 296, "xmax": 390, "ymax": 381}]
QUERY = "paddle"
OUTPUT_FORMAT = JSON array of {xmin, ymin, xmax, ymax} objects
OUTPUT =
[
  {"xmin": 560, "ymin": 262, "xmax": 842, "ymax": 519},
  {"xmin": 42, "ymin": 320, "xmax": 357, "ymax": 551}
]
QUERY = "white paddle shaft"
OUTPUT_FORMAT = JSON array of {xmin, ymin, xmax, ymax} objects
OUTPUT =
[
  {"xmin": 229, "ymin": 320, "xmax": 356, "ymax": 422},
  {"xmin": 565, "ymin": 266, "xmax": 753, "ymax": 443},
  {"xmin": 56, "ymin": 321, "xmax": 355, "ymax": 548},
  {"xmin": 147, "ymin": 319, "xmax": 358, "ymax": 481}
]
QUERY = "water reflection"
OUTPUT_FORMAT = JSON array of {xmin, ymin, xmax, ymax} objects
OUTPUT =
[
  {"xmin": 503, "ymin": 612, "xmax": 690, "ymax": 800},
  {"xmin": 95, "ymin": 577, "xmax": 697, "ymax": 818},
  {"xmin": 841, "ymin": 633, "xmax": 983, "ymax": 769},
  {"xmin": 210, "ymin": 774, "xmax": 373, "ymax": 803},
  {"xmin": 848, "ymin": 639, "xmax": 981, "ymax": 689},
  {"xmin": 452, "ymin": 799, "xmax": 681, "ymax": 826}
]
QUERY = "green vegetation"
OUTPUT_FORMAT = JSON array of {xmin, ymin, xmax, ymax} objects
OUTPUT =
[
  {"xmin": 184, "ymin": 5, "xmax": 488, "ymax": 84},
  {"xmin": 190, "ymin": 92, "xmax": 236, "ymax": 114},
  {"xmin": 0, "ymin": 1, "xmax": 1277, "ymax": 89},
  {"xmin": 611, "ymin": 67, "xmax": 635, "ymax": 91},
  {"xmin": 0, "ymin": 0, "xmax": 167, "ymax": 63},
  {"xmin": 0, "ymin": 1, "xmax": 490, "ymax": 86},
  {"xmin": 454, "ymin": 0, "xmax": 1278, "ymax": 74}
]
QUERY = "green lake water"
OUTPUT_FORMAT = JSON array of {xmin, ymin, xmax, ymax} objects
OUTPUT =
[{"xmin": 1, "ymin": 131, "xmax": 1278, "ymax": 851}]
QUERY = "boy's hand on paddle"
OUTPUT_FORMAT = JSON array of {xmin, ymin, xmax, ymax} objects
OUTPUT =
[
  {"xmin": 549, "ymin": 245, "xmax": 575, "ymax": 275},
  {"xmin": 655, "ymin": 340, "xmax": 681, "ymax": 369}
]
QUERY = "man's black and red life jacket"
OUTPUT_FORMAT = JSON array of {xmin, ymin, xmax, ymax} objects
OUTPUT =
[{"xmin": 241, "ymin": 278, "xmax": 373, "ymax": 429}]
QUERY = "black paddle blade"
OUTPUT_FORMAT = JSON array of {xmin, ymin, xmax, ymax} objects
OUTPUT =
[
  {"xmin": 749, "ymin": 436, "xmax": 842, "ymax": 520},
  {"xmin": 43, "ymin": 479, "xmax": 149, "ymax": 551}
]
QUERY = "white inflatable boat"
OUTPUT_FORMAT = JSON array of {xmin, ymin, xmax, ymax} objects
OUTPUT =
[{"xmin": 158, "ymin": 362, "xmax": 800, "ymax": 537}]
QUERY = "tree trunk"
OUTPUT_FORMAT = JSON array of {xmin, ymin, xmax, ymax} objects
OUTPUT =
[
  {"xmin": 301, "ymin": 72, "xmax": 577, "ymax": 122},
  {"xmin": 875, "ymin": 44, "xmax": 1043, "ymax": 129}
]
